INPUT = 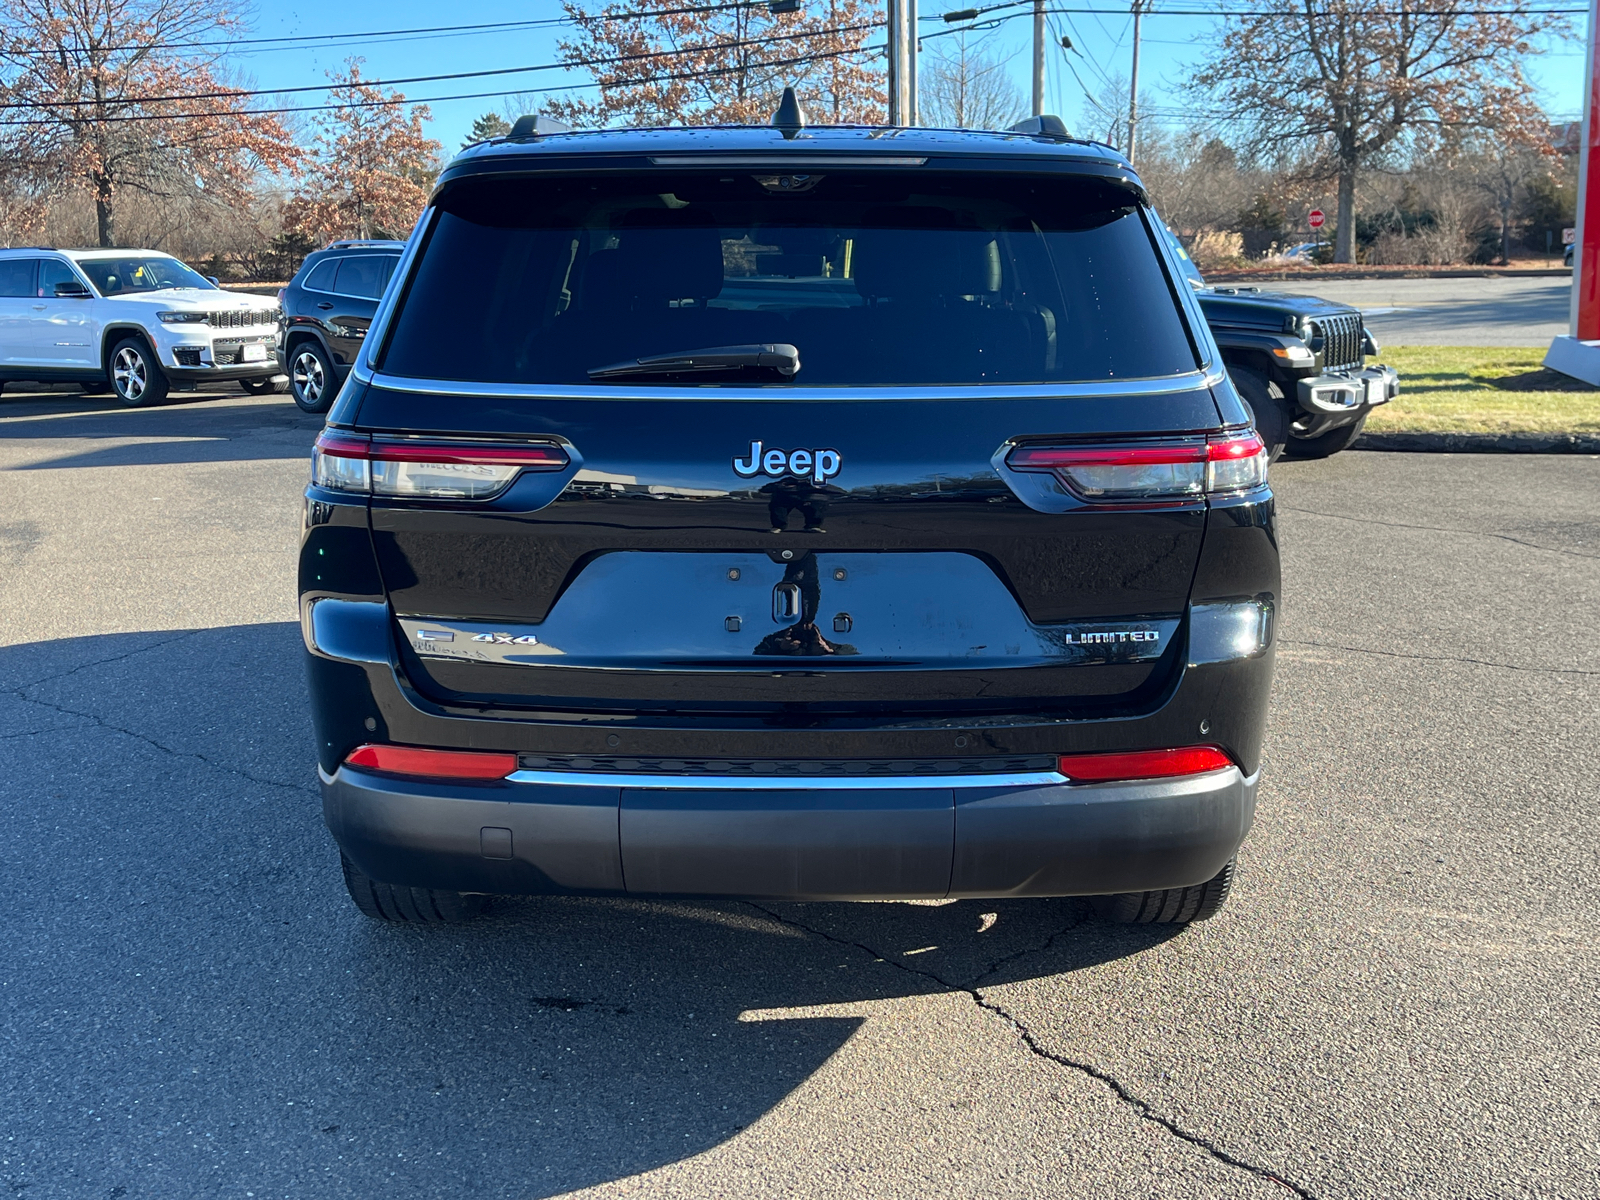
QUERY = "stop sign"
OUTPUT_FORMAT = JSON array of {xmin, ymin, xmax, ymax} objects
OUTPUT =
[{"xmin": 1308, "ymin": 209, "xmax": 1326, "ymax": 230}]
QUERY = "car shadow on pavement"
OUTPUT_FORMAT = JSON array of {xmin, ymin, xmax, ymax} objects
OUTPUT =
[
  {"xmin": 1, "ymin": 388, "xmax": 322, "ymax": 470},
  {"xmin": 1, "ymin": 624, "xmax": 1181, "ymax": 1198}
]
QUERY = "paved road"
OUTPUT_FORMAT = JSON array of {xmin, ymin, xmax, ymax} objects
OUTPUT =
[
  {"xmin": 1246, "ymin": 275, "xmax": 1570, "ymax": 347},
  {"xmin": 3, "ymin": 388, "xmax": 1598, "ymax": 1199}
]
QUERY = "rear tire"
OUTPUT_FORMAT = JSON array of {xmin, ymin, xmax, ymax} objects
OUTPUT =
[
  {"xmin": 109, "ymin": 337, "xmax": 169, "ymax": 407},
  {"xmin": 1093, "ymin": 858, "xmax": 1235, "ymax": 924},
  {"xmin": 80, "ymin": 381, "xmax": 112, "ymax": 395},
  {"xmin": 289, "ymin": 342, "xmax": 337, "ymax": 414},
  {"xmin": 239, "ymin": 376, "xmax": 282, "ymax": 396},
  {"xmin": 339, "ymin": 853, "xmax": 488, "ymax": 924},
  {"xmin": 1284, "ymin": 411, "xmax": 1368, "ymax": 460},
  {"xmin": 1230, "ymin": 369, "xmax": 1289, "ymax": 462}
]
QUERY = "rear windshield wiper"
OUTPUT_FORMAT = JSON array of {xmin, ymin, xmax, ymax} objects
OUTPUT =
[{"xmin": 588, "ymin": 343, "xmax": 800, "ymax": 382}]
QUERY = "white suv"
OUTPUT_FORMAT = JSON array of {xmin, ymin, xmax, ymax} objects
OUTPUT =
[{"xmin": 0, "ymin": 248, "xmax": 283, "ymax": 406}]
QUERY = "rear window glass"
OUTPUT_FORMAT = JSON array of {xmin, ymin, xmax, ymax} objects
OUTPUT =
[
  {"xmin": 334, "ymin": 255, "xmax": 394, "ymax": 299},
  {"xmin": 0, "ymin": 259, "xmax": 34, "ymax": 297},
  {"xmin": 302, "ymin": 258, "xmax": 337, "ymax": 292},
  {"xmin": 380, "ymin": 171, "xmax": 1199, "ymax": 387}
]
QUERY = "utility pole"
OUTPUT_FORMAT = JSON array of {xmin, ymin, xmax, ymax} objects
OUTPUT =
[
  {"xmin": 887, "ymin": 0, "xmax": 911, "ymax": 124},
  {"xmin": 1127, "ymin": 0, "xmax": 1142, "ymax": 159},
  {"xmin": 908, "ymin": 0, "xmax": 919, "ymax": 124},
  {"xmin": 1032, "ymin": 0, "xmax": 1045, "ymax": 116}
]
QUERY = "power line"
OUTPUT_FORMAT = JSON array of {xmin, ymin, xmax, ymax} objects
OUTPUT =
[
  {"xmin": 0, "ymin": 1, "xmax": 761, "ymax": 58},
  {"xmin": 0, "ymin": 30, "xmax": 889, "ymax": 127},
  {"xmin": 0, "ymin": 19, "xmax": 885, "ymax": 113}
]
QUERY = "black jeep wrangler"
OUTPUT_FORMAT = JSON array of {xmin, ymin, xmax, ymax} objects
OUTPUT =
[{"xmin": 1167, "ymin": 234, "xmax": 1400, "ymax": 459}]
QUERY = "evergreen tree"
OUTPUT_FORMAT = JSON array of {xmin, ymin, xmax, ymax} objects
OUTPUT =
[{"xmin": 464, "ymin": 112, "xmax": 511, "ymax": 147}]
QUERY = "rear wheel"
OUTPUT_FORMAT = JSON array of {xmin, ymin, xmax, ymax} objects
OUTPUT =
[
  {"xmin": 289, "ymin": 342, "xmax": 336, "ymax": 414},
  {"xmin": 339, "ymin": 853, "xmax": 488, "ymax": 924},
  {"xmin": 109, "ymin": 337, "xmax": 168, "ymax": 407},
  {"xmin": 1285, "ymin": 411, "xmax": 1368, "ymax": 460},
  {"xmin": 1230, "ymin": 368, "xmax": 1289, "ymax": 462},
  {"xmin": 1093, "ymin": 858, "xmax": 1235, "ymax": 924},
  {"xmin": 80, "ymin": 380, "xmax": 112, "ymax": 395},
  {"xmin": 239, "ymin": 376, "xmax": 282, "ymax": 396}
]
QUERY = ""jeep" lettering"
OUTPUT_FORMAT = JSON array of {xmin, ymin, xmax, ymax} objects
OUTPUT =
[{"xmin": 732, "ymin": 440, "xmax": 842, "ymax": 485}]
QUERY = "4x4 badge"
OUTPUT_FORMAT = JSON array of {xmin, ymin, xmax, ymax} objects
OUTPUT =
[
  {"xmin": 733, "ymin": 440, "xmax": 842, "ymax": 485},
  {"xmin": 471, "ymin": 633, "xmax": 538, "ymax": 645}
]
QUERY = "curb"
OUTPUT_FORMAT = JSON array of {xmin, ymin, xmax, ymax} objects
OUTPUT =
[
  {"xmin": 1353, "ymin": 432, "xmax": 1600, "ymax": 453},
  {"xmin": 1208, "ymin": 267, "xmax": 1570, "ymax": 282}
]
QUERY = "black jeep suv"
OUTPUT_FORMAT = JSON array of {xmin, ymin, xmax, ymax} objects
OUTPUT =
[
  {"xmin": 301, "ymin": 114, "xmax": 1279, "ymax": 926},
  {"xmin": 280, "ymin": 240, "xmax": 405, "ymax": 413}
]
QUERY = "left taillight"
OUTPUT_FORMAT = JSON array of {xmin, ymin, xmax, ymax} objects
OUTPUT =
[
  {"xmin": 1007, "ymin": 430, "xmax": 1267, "ymax": 501},
  {"xmin": 312, "ymin": 432, "xmax": 569, "ymax": 500}
]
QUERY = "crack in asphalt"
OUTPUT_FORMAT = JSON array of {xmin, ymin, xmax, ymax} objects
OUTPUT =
[
  {"xmin": 745, "ymin": 903, "xmax": 1318, "ymax": 1199},
  {"xmin": 1, "ymin": 628, "xmax": 208, "ymax": 695},
  {"xmin": 1282, "ymin": 638, "xmax": 1600, "ymax": 677},
  {"xmin": 1277, "ymin": 505, "xmax": 1600, "ymax": 561},
  {"xmin": 5, "ymin": 636, "xmax": 318, "ymax": 797}
]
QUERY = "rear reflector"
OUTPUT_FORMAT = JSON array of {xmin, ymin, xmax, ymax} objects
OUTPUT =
[
  {"xmin": 345, "ymin": 744, "xmax": 517, "ymax": 780},
  {"xmin": 312, "ymin": 432, "xmax": 569, "ymax": 499},
  {"xmin": 1008, "ymin": 431, "xmax": 1267, "ymax": 500},
  {"xmin": 1057, "ymin": 745, "xmax": 1234, "ymax": 783}
]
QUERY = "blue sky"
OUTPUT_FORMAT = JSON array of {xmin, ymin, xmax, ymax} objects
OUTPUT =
[{"xmin": 239, "ymin": 0, "xmax": 1587, "ymax": 155}]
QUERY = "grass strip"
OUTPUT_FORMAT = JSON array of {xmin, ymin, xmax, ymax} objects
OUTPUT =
[{"xmin": 1365, "ymin": 347, "xmax": 1600, "ymax": 433}]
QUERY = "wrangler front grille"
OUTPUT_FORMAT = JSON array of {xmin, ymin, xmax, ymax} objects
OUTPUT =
[{"xmin": 1313, "ymin": 313, "xmax": 1363, "ymax": 371}]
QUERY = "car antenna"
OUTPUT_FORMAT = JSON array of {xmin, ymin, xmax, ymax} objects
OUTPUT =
[{"xmin": 772, "ymin": 86, "xmax": 806, "ymax": 140}]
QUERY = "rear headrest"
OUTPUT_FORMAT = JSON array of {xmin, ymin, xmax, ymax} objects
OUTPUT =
[
  {"xmin": 851, "ymin": 207, "xmax": 1000, "ymax": 301},
  {"xmin": 604, "ymin": 211, "xmax": 725, "ymax": 306}
]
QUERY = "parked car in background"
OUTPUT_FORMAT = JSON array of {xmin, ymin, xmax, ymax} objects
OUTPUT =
[
  {"xmin": 0, "ymin": 248, "xmax": 282, "ymax": 406},
  {"xmin": 279, "ymin": 240, "xmax": 406, "ymax": 413},
  {"xmin": 1166, "ymin": 231, "xmax": 1398, "ymax": 459},
  {"xmin": 1281, "ymin": 241, "xmax": 1322, "ymax": 263}
]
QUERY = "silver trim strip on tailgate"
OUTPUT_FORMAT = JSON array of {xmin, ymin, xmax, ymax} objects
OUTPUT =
[
  {"xmin": 352, "ymin": 365, "xmax": 1228, "ymax": 401},
  {"xmin": 503, "ymin": 769, "xmax": 1069, "ymax": 790}
]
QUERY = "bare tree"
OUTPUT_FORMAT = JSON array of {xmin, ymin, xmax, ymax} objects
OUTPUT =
[
  {"xmin": 0, "ymin": 0, "xmax": 300, "ymax": 247},
  {"xmin": 1466, "ymin": 139, "xmax": 1551, "ymax": 264},
  {"xmin": 918, "ymin": 34, "xmax": 1024, "ymax": 130},
  {"xmin": 544, "ymin": 0, "xmax": 884, "ymax": 127},
  {"xmin": 1191, "ymin": 0, "xmax": 1562, "ymax": 262}
]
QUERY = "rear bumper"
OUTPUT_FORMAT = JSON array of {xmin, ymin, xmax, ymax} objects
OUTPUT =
[{"xmin": 322, "ymin": 763, "xmax": 1256, "ymax": 901}]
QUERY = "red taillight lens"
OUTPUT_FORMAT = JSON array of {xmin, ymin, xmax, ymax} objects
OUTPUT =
[
  {"xmin": 311, "ymin": 432, "xmax": 568, "ymax": 499},
  {"xmin": 1057, "ymin": 745, "xmax": 1234, "ymax": 783},
  {"xmin": 1007, "ymin": 431, "xmax": 1266, "ymax": 500},
  {"xmin": 345, "ymin": 744, "xmax": 517, "ymax": 780}
]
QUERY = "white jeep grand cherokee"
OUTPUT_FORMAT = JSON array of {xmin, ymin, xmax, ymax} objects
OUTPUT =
[{"xmin": 0, "ymin": 247, "xmax": 283, "ymax": 406}]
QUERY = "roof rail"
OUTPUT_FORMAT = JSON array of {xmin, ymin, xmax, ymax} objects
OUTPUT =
[
  {"xmin": 1, "ymin": 244, "xmax": 57, "ymax": 251},
  {"xmin": 1006, "ymin": 115, "xmax": 1072, "ymax": 141},
  {"xmin": 506, "ymin": 113, "xmax": 575, "ymax": 141},
  {"xmin": 323, "ymin": 239, "xmax": 406, "ymax": 250}
]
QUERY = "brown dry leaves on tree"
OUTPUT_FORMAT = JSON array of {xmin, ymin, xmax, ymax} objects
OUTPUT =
[
  {"xmin": 0, "ymin": 0, "xmax": 300, "ymax": 247},
  {"xmin": 1190, "ymin": 0, "xmax": 1562, "ymax": 262},
  {"xmin": 282, "ymin": 60, "xmax": 441, "ymax": 244},
  {"xmin": 545, "ymin": 0, "xmax": 886, "ymax": 128}
]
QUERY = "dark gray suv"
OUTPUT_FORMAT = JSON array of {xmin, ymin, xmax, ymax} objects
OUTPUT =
[{"xmin": 280, "ymin": 240, "xmax": 405, "ymax": 413}]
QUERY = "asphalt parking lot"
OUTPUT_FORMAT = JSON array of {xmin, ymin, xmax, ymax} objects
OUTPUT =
[
  {"xmin": 1263, "ymin": 275, "xmax": 1570, "ymax": 347},
  {"xmin": 3, "ymin": 389, "xmax": 1597, "ymax": 1200}
]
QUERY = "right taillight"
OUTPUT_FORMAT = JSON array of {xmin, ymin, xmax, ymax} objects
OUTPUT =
[
  {"xmin": 1007, "ymin": 430, "xmax": 1267, "ymax": 501},
  {"xmin": 312, "ymin": 432, "xmax": 569, "ymax": 500},
  {"xmin": 1057, "ymin": 745, "xmax": 1234, "ymax": 783}
]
